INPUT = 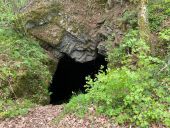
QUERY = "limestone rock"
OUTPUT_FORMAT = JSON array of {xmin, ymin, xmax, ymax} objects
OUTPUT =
[
  {"xmin": 14, "ymin": 0, "xmax": 118, "ymax": 63},
  {"xmin": 58, "ymin": 32, "xmax": 97, "ymax": 62},
  {"xmin": 29, "ymin": 24, "xmax": 65, "ymax": 47},
  {"xmin": 97, "ymin": 41, "xmax": 107, "ymax": 56}
]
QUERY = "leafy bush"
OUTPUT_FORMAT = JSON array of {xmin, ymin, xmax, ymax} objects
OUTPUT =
[
  {"xmin": 118, "ymin": 10, "xmax": 138, "ymax": 30},
  {"xmin": 153, "ymin": 28, "xmax": 170, "ymax": 58},
  {"xmin": 107, "ymin": 30, "xmax": 152, "ymax": 69},
  {"xmin": 66, "ymin": 66, "xmax": 170, "ymax": 127},
  {"xmin": 65, "ymin": 29, "xmax": 170, "ymax": 127},
  {"xmin": 148, "ymin": 0, "xmax": 170, "ymax": 31},
  {"xmin": 159, "ymin": 28, "xmax": 170, "ymax": 42}
]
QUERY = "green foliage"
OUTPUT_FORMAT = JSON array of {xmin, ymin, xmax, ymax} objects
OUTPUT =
[
  {"xmin": 159, "ymin": 28, "xmax": 170, "ymax": 42},
  {"xmin": 0, "ymin": 0, "xmax": 28, "ymax": 25},
  {"xmin": 148, "ymin": 0, "xmax": 170, "ymax": 31},
  {"xmin": 107, "ymin": 30, "xmax": 152, "ymax": 68},
  {"xmin": 119, "ymin": 10, "xmax": 138, "ymax": 29},
  {"xmin": 66, "ymin": 28, "xmax": 170, "ymax": 127},
  {"xmin": 123, "ymin": 75, "xmax": 170, "ymax": 127},
  {"xmin": 0, "ymin": 1, "xmax": 14, "ymax": 24},
  {"xmin": 148, "ymin": 0, "xmax": 170, "ymax": 57},
  {"xmin": 65, "ymin": 68, "xmax": 140, "ymax": 116},
  {"xmin": 0, "ymin": 0, "xmax": 54, "ymax": 119},
  {"xmin": 0, "ymin": 28, "xmax": 52, "ymax": 104},
  {"xmin": 0, "ymin": 99, "xmax": 34, "ymax": 118},
  {"xmin": 159, "ymin": 28, "xmax": 170, "ymax": 53},
  {"xmin": 66, "ymin": 63, "xmax": 170, "ymax": 127},
  {"xmin": 154, "ymin": 28, "xmax": 170, "ymax": 57}
]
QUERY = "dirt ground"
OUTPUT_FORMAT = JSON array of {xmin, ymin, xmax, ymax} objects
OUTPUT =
[{"xmin": 0, "ymin": 105, "xmax": 114, "ymax": 128}]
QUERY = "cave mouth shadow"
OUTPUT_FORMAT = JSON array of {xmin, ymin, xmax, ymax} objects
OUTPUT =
[{"xmin": 49, "ymin": 54, "xmax": 107, "ymax": 105}]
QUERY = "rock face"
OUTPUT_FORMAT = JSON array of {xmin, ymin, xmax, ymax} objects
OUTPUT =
[{"xmin": 14, "ymin": 0, "xmax": 125, "ymax": 63}]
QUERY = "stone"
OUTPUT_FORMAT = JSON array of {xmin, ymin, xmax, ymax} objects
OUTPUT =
[
  {"xmin": 97, "ymin": 41, "xmax": 107, "ymax": 56},
  {"xmin": 29, "ymin": 24, "xmax": 65, "ymax": 47},
  {"xmin": 14, "ymin": 0, "xmax": 118, "ymax": 63},
  {"xmin": 58, "ymin": 32, "xmax": 97, "ymax": 62}
]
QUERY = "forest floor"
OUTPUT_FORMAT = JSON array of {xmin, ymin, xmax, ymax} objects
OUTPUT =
[{"xmin": 0, "ymin": 105, "xmax": 114, "ymax": 128}]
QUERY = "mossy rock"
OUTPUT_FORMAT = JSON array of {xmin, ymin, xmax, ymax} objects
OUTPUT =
[{"xmin": 13, "ymin": 0, "xmax": 106, "ymax": 46}]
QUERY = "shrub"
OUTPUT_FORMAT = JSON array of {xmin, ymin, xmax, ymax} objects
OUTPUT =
[
  {"xmin": 119, "ymin": 10, "xmax": 138, "ymax": 30},
  {"xmin": 158, "ymin": 28, "xmax": 170, "ymax": 56},
  {"xmin": 66, "ymin": 63, "xmax": 170, "ymax": 127},
  {"xmin": 107, "ymin": 30, "xmax": 151, "ymax": 68},
  {"xmin": 148, "ymin": 0, "xmax": 170, "ymax": 32},
  {"xmin": 65, "ymin": 29, "xmax": 170, "ymax": 127}
]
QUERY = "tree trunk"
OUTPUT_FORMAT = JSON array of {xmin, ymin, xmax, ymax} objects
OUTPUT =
[{"xmin": 138, "ymin": 0, "xmax": 150, "ymax": 43}]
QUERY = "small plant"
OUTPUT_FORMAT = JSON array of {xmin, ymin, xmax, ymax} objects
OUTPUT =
[
  {"xmin": 119, "ymin": 10, "xmax": 138, "ymax": 30},
  {"xmin": 0, "ymin": 0, "xmax": 28, "ymax": 26},
  {"xmin": 107, "ymin": 30, "xmax": 151, "ymax": 69},
  {"xmin": 159, "ymin": 28, "xmax": 170, "ymax": 42},
  {"xmin": 153, "ymin": 28, "xmax": 170, "ymax": 57},
  {"xmin": 0, "ymin": 99, "xmax": 34, "ymax": 118}
]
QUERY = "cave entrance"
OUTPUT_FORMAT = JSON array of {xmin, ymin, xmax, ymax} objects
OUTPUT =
[{"xmin": 49, "ymin": 54, "xmax": 107, "ymax": 105}]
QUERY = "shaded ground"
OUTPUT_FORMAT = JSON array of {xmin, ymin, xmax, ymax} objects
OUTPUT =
[{"xmin": 0, "ymin": 105, "xmax": 114, "ymax": 128}]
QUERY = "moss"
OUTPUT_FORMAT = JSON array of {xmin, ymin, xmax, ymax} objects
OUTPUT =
[
  {"xmin": 50, "ymin": 14, "xmax": 88, "ymax": 37},
  {"xmin": 13, "ymin": 1, "xmax": 63, "ymax": 34},
  {"xmin": 29, "ymin": 24, "xmax": 65, "ymax": 47},
  {"xmin": 0, "ymin": 28, "xmax": 54, "ymax": 104}
]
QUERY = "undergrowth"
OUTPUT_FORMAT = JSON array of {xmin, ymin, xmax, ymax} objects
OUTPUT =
[
  {"xmin": 0, "ymin": 28, "xmax": 52, "ymax": 102},
  {"xmin": 148, "ymin": 0, "xmax": 170, "ymax": 32},
  {"xmin": 0, "ymin": 0, "xmax": 52, "ymax": 119},
  {"xmin": 63, "ymin": 1, "xmax": 170, "ymax": 127},
  {"xmin": 64, "ymin": 29, "xmax": 170, "ymax": 127},
  {"xmin": 0, "ymin": 28, "xmax": 52, "ymax": 118},
  {"xmin": 0, "ymin": 99, "xmax": 34, "ymax": 119}
]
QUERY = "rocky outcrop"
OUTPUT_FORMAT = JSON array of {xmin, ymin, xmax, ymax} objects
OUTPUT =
[{"xmin": 14, "ymin": 0, "xmax": 128, "ymax": 63}]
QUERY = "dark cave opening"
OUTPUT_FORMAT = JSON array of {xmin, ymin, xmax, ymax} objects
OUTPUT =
[{"xmin": 49, "ymin": 54, "xmax": 107, "ymax": 105}]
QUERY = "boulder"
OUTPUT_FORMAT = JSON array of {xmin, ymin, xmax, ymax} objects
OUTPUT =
[{"xmin": 14, "ymin": 0, "xmax": 117, "ymax": 63}]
